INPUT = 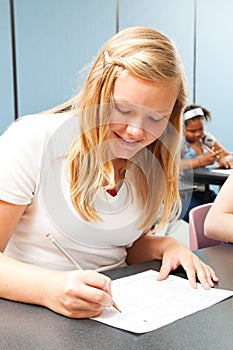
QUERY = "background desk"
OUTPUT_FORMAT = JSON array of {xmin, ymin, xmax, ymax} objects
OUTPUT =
[
  {"xmin": 0, "ymin": 244, "xmax": 232, "ymax": 350},
  {"xmin": 182, "ymin": 168, "xmax": 232, "ymax": 187},
  {"xmin": 182, "ymin": 168, "xmax": 232, "ymax": 201},
  {"xmin": 192, "ymin": 168, "xmax": 232, "ymax": 187}
]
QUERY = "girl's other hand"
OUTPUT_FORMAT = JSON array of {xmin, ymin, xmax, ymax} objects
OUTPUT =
[
  {"xmin": 218, "ymin": 154, "xmax": 233, "ymax": 169},
  {"xmin": 156, "ymin": 239, "xmax": 219, "ymax": 289}
]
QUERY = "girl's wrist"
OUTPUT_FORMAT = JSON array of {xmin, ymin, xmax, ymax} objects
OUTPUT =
[
  {"xmin": 198, "ymin": 156, "xmax": 204, "ymax": 167},
  {"xmin": 157, "ymin": 236, "xmax": 178, "ymax": 256}
]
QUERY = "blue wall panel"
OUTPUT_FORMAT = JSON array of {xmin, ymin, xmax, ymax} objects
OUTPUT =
[
  {"xmin": 196, "ymin": 0, "xmax": 233, "ymax": 150},
  {"xmin": 14, "ymin": 0, "xmax": 116, "ymax": 117},
  {"xmin": 0, "ymin": 0, "xmax": 14, "ymax": 134},
  {"xmin": 119, "ymin": 0, "xmax": 195, "ymax": 102},
  {"xmin": 2, "ymin": 0, "xmax": 233, "ymax": 152}
]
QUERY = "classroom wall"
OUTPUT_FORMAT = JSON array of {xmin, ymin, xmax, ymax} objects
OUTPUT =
[
  {"xmin": 0, "ymin": 0, "xmax": 14, "ymax": 132},
  {"xmin": 13, "ymin": 0, "xmax": 116, "ymax": 117},
  {"xmin": 118, "ymin": 0, "xmax": 195, "ymax": 102},
  {"xmin": 1, "ymin": 0, "xmax": 233, "ymax": 151},
  {"xmin": 196, "ymin": 0, "xmax": 233, "ymax": 151}
]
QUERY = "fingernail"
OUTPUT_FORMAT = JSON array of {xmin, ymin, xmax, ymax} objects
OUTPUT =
[
  {"xmin": 104, "ymin": 279, "xmax": 112, "ymax": 296},
  {"xmin": 104, "ymin": 296, "xmax": 113, "ymax": 308},
  {"xmin": 204, "ymin": 282, "xmax": 211, "ymax": 289}
]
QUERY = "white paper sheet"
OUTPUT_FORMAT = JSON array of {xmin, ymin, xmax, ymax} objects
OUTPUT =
[
  {"xmin": 211, "ymin": 169, "xmax": 233, "ymax": 175},
  {"xmin": 92, "ymin": 270, "xmax": 233, "ymax": 333}
]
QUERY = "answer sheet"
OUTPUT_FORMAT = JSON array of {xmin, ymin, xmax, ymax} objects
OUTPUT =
[
  {"xmin": 92, "ymin": 270, "xmax": 233, "ymax": 333},
  {"xmin": 211, "ymin": 169, "xmax": 233, "ymax": 175}
]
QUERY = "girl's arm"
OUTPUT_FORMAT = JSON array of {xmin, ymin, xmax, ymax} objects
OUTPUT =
[
  {"xmin": 0, "ymin": 200, "xmax": 113, "ymax": 318},
  {"xmin": 180, "ymin": 139, "xmax": 230, "ymax": 171},
  {"xmin": 180, "ymin": 150, "xmax": 220, "ymax": 170},
  {"xmin": 126, "ymin": 233, "xmax": 218, "ymax": 289},
  {"xmin": 212, "ymin": 140, "xmax": 228, "ymax": 158},
  {"xmin": 180, "ymin": 157, "xmax": 206, "ymax": 170},
  {"xmin": 204, "ymin": 173, "xmax": 233, "ymax": 243},
  {"xmin": 0, "ymin": 201, "xmax": 27, "ymax": 251}
]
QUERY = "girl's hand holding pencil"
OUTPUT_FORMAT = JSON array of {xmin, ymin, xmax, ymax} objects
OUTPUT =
[
  {"xmin": 43, "ymin": 267, "xmax": 114, "ymax": 318},
  {"xmin": 203, "ymin": 145, "xmax": 233, "ymax": 168},
  {"xmin": 198, "ymin": 146, "xmax": 221, "ymax": 167},
  {"xmin": 45, "ymin": 233, "xmax": 121, "ymax": 318},
  {"xmin": 203, "ymin": 144, "xmax": 221, "ymax": 159}
]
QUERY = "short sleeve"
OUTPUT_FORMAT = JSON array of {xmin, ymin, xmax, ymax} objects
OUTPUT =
[
  {"xmin": 181, "ymin": 139, "xmax": 192, "ymax": 159},
  {"xmin": 0, "ymin": 115, "xmax": 47, "ymax": 204}
]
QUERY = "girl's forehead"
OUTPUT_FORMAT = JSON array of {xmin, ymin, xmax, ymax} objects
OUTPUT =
[
  {"xmin": 186, "ymin": 117, "xmax": 203, "ymax": 128},
  {"xmin": 113, "ymin": 72, "xmax": 178, "ymax": 116}
]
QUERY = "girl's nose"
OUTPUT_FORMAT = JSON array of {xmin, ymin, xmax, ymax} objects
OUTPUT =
[{"xmin": 125, "ymin": 123, "xmax": 144, "ymax": 138}]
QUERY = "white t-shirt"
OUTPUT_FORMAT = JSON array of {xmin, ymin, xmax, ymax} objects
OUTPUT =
[{"xmin": 0, "ymin": 113, "xmax": 144, "ymax": 271}]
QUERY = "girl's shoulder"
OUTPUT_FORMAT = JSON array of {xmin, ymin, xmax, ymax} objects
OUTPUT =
[
  {"xmin": 1, "ymin": 112, "xmax": 80, "ymax": 146},
  {"xmin": 9, "ymin": 112, "xmax": 74, "ymax": 133},
  {"xmin": 181, "ymin": 138, "xmax": 191, "ymax": 157},
  {"xmin": 0, "ymin": 113, "xmax": 80, "ymax": 205}
]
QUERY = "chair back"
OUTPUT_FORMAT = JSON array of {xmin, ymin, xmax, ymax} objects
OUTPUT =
[{"xmin": 189, "ymin": 203, "xmax": 221, "ymax": 250}]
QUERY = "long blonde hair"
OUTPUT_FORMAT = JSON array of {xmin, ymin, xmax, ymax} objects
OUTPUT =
[{"xmin": 47, "ymin": 26, "xmax": 187, "ymax": 231}]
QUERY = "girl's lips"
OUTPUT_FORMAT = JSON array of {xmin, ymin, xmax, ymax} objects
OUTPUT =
[
  {"xmin": 122, "ymin": 137, "xmax": 138, "ymax": 143},
  {"xmin": 114, "ymin": 132, "xmax": 142, "ymax": 144},
  {"xmin": 115, "ymin": 134, "xmax": 142, "ymax": 148}
]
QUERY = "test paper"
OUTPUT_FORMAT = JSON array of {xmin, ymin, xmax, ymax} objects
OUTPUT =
[{"xmin": 92, "ymin": 270, "xmax": 233, "ymax": 333}]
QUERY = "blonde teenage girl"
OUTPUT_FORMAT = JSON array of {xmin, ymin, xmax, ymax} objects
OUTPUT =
[{"xmin": 0, "ymin": 27, "xmax": 218, "ymax": 319}]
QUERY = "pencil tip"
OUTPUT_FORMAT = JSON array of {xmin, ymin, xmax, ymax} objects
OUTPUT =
[{"xmin": 113, "ymin": 302, "xmax": 121, "ymax": 313}]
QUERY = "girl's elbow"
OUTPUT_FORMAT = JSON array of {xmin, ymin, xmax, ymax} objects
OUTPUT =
[{"xmin": 204, "ymin": 217, "xmax": 216, "ymax": 239}]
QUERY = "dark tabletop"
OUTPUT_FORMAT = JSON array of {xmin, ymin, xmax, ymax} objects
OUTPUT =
[
  {"xmin": 183, "ymin": 168, "xmax": 232, "ymax": 187},
  {"xmin": 0, "ymin": 244, "xmax": 232, "ymax": 350}
]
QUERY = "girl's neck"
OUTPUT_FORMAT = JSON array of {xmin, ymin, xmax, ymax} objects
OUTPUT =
[{"xmin": 111, "ymin": 158, "xmax": 127, "ymax": 189}]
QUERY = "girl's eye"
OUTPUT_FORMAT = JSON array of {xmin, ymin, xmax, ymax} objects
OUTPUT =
[
  {"xmin": 148, "ymin": 115, "xmax": 163, "ymax": 123},
  {"xmin": 114, "ymin": 103, "xmax": 131, "ymax": 115}
]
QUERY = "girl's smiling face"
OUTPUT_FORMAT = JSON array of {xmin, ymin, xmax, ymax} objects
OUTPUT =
[{"xmin": 107, "ymin": 72, "xmax": 178, "ymax": 159}]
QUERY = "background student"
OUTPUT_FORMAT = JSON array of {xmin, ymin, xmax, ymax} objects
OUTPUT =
[
  {"xmin": 0, "ymin": 27, "xmax": 218, "ymax": 319},
  {"xmin": 180, "ymin": 104, "xmax": 233, "ymax": 222},
  {"xmin": 204, "ymin": 172, "xmax": 233, "ymax": 243}
]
